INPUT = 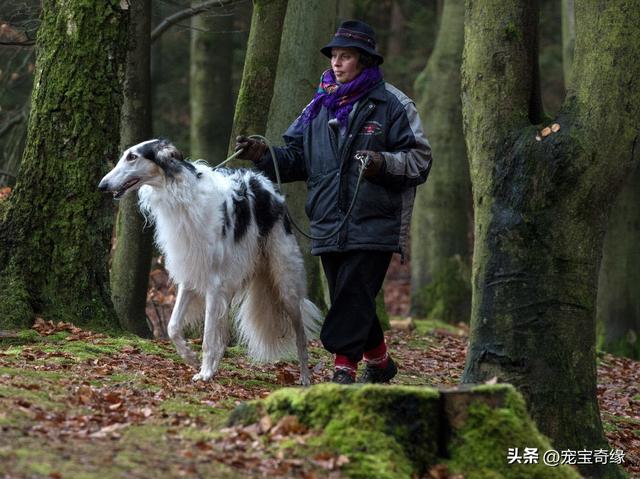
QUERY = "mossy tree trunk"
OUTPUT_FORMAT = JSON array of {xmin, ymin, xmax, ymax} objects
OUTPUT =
[
  {"xmin": 190, "ymin": 3, "xmax": 234, "ymax": 162},
  {"xmin": 0, "ymin": 0, "xmax": 128, "ymax": 330},
  {"xmin": 460, "ymin": 1, "xmax": 640, "ymax": 478},
  {"xmin": 589, "ymin": 0, "xmax": 640, "ymax": 360},
  {"xmin": 597, "ymin": 164, "xmax": 640, "ymax": 360},
  {"xmin": 265, "ymin": 0, "xmax": 336, "ymax": 311},
  {"xmin": 110, "ymin": 0, "xmax": 154, "ymax": 337},
  {"xmin": 561, "ymin": 0, "xmax": 575, "ymax": 87},
  {"xmin": 227, "ymin": 0, "xmax": 288, "ymax": 160},
  {"xmin": 410, "ymin": 0, "xmax": 471, "ymax": 323}
]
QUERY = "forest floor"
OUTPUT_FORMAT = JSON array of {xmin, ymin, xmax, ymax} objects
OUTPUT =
[{"xmin": 0, "ymin": 317, "xmax": 638, "ymax": 479}]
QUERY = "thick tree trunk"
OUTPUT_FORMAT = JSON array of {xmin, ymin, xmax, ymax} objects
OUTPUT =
[
  {"xmin": 410, "ymin": 0, "xmax": 471, "ymax": 323},
  {"xmin": 460, "ymin": 1, "xmax": 640, "ymax": 478},
  {"xmin": 190, "ymin": 4, "xmax": 234, "ymax": 161},
  {"xmin": 265, "ymin": 0, "xmax": 336, "ymax": 311},
  {"xmin": 591, "ymin": 0, "xmax": 640, "ymax": 361},
  {"xmin": 227, "ymin": 0, "xmax": 288, "ymax": 158},
  {"xmin": 0, "ymin": 0, "xmax": 128, "ymax": 330},
  {"xmin": 110, "ymin": 0, "xmax": 154, "ymax": 337}
]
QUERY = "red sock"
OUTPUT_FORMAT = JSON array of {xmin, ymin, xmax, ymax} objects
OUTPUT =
[
  {"xmin": 364, "ymin": 340, "xmax": 389, "ymax": 369},
  {"xmin": 335, "ymin": 354, "xmax": 358, "ymax": 379}
]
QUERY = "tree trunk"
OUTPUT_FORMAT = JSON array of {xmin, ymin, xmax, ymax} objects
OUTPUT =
[
  {"xmin": 227, "ymin": 0, "xmax": 288, "ymax": 159},
  {"xmin": 385, "ymin": 1, "xmax": 405, "ymax": 59},
  {"xmin": 190, "ymin": 4, "xmax": 234, "ymax": 161},
  {"xmin": 460, "ymin": 1, "xmax": 640, "ymax": 478},
  {"xmin": 561, "ymin": 0, "xmax": 575, "ymax": 87},
  {"xmin": 597, "ymin": 164, "xmax": 640, "ymax": 359},
  {"xmin": 410, "ymin": 0, "xmax": 471, "ymax": 323},
  {"xmin": 265, "ymin": 0, "xmax": 336, "ymax": 310},
  {"xmin": 110, "ymin": 0, "xmax": 154, "ymax": 337},
  {"xmin": 591, "ymin": 0, "xmax": 639, "ymax": 360},
  {"xmin": 0, "ymin": 0, "xmax": 128, "ymax": 330}
]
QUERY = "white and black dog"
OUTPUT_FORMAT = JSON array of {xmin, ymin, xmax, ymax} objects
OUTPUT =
[{"xmin": 99, "ymin": 139, "xmax": 322, "ymax": 385}]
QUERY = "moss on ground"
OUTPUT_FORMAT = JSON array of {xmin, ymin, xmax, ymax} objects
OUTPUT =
[
  {"xmin": 231, "ymin": 384, "xmax": 441, "ymax": 479},
  {"xmin": 229, "ymin": 383, "xmax": 584, "ymax": 479}
]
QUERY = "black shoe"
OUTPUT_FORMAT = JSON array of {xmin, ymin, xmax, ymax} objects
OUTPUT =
[
  {"xmin": 332, "ymin": 369, "xmax": 356, "ymax": 384},
  {"xmin": 359, "ymin": 356, "xmax": 398, "ymax": 383}
]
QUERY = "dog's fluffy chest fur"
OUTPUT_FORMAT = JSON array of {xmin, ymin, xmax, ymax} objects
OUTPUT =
[{"xmin": 138, "ymin": 167, "xmax": 244, "ymax": 292}]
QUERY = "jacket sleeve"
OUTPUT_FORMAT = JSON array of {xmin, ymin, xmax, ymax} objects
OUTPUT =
[
  {"xmin": 254, "ymin": 119, "xmax": 308, "ymax": 183},
  {"xmin": 373, "ymin": 99, "xmax": 432, "ymax": 189}
]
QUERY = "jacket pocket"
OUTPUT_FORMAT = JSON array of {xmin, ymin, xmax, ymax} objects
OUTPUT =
[
  {"xmin": 351, "ymin": 180, "xmax": 400, "ymax": 223},
  {"xmin": 305, "ymin": 171, "xmax": 340, "ymax": 222}
]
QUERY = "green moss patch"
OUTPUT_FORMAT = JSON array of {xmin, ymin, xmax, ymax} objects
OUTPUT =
[
  {"xmin": 231, "ymin": 384, "xmax": 441, "ymax": 479},
  {"xmin": 446, "ymin": 385, "xmax": 580, "ymax": 478},
  {"xmin": 228, "ymin": 383, "xmax": 583, "ymax": 479}
]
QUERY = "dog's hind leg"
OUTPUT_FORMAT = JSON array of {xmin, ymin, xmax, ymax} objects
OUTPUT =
[
  {"xmin": 168, "ymin": 285, "xmax": 200, "ymax": 368},
  {"xmin": 289, "ymin": 305, "xmax": 311, "ymax": 386},
  {"xmin": 268, "ymin": 230, "xmax": 312, "ymax": 386},
  {"xmin": 192, "ymin": 287, "xmax": 230, "ymax": 382}
]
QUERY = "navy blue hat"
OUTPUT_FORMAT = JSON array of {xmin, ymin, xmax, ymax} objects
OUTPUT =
[{"xmin": 321, "ymin": 20, "xmax": 384, "ymax": 65}]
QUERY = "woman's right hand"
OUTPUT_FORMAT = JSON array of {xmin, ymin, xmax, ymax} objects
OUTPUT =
[{"xmin": 235, "ymin": 136, "xmax": 267, "ymax": 163}]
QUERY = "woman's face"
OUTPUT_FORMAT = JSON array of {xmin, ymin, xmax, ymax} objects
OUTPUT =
[{"xmin": 331, "ymin": 47, "xmax": 363, "ymax": 83}]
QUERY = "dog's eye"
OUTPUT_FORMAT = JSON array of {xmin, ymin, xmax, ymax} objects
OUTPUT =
[{"xmin": 127, "ymin": 152, "xmax": 137, "ymax": 162}]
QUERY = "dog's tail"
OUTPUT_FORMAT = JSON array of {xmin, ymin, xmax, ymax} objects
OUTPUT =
[
  {"xmin": 235, "ymin": 267, "xmax": 324, "ymax": 362},
  {"xmin": 300, "ymin": 298, "xmax": 323, "ymax": 340}
]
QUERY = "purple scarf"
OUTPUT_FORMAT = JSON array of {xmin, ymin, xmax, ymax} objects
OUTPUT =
[{"xmin": 297, "ymin": 67, "xmax": 383, "ymax": 129}]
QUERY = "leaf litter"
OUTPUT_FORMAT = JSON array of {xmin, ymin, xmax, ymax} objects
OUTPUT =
[{"xmin": 0, "ymin": 318, "xmax": 638, "ymax": 477}]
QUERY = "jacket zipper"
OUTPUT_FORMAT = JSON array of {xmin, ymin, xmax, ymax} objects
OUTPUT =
[{"xmin": 337, "ymin": 102, "xmax": 377, "ymax": 248}]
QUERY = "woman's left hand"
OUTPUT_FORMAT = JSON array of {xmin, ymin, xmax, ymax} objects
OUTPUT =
[{"xmin": 355, "ymin": 150, "xmax": 384, "ymax": 177}]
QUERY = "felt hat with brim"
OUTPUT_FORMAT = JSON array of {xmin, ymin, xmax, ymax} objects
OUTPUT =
[{"xmin": 321, "ymin": 20, "xmax": 384, "ymax": 65}]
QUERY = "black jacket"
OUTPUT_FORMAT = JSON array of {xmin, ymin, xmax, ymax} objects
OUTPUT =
[{"xmin": 255, "ymin": 81, "xmax": 432, "ymax": 257}]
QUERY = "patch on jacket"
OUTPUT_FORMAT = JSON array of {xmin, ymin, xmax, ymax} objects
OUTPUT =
[{"xmin": 359, "ymin": 120, "xmax": 383, "ymax": 136}]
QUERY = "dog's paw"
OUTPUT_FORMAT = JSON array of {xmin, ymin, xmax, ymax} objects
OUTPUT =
[{"xmin": 192, "ymin": 371, "xmax": 214, "ymax": 382}]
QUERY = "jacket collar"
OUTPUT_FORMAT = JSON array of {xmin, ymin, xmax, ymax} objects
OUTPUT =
[{"xmin": 366, "ymin": 81, "xmax": 387, "ymax": 103}]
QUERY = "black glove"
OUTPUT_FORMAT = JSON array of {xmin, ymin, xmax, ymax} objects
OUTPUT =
[
  {"xmin": 235, "ymin": 136, "xmax": 267, "ymax": 163},
  {"xmin": 355, "ymin": 150, "xmax": 385, "ymax": 178}
]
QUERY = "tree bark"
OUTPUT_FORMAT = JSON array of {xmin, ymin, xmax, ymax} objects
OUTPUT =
[
  {"xmin": 265, "ymin": 0, "xmax": 336, "ymax": 310},
  {"xmin": 190, "ymin": 4, "xmax": 234, "ymax": 161},
  {"xmin": 561, "ymin": 0, "xmax": 575, "ymax": 87},
  {"xmin": 597, "ymin": 164, "xmax": 640, "ymax": 359},
  {"xmin": 591, "ymin": 0, "xmax": 639, "ymax": 361},
  {"xmin": 0, "ymin": 0, "xmax": 128, "ymax": 330},
  {"xmin": 410, "ymin": 0, "xmax": 471, "ymax": 322},
  {"xmin": 227, "ymin": 0, "xmax": 288, "ymax": 159},
  {"xmin": 110, "ymin": 0, "xmax": 154, "ymax": 337},
  {"xmin": 460, "ymin": 1, "xmax": 640, "ymax": 477}
]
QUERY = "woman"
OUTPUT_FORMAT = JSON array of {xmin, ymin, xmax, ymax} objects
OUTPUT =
[{"xmin": 235, "ymin": 20, "xmax": 432, "ymax": 384}]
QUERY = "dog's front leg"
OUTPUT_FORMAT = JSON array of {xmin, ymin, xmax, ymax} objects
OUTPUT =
[
  {"xmin": 168, "ymin": 285, "xmax": 199, "ymax": 368},
  {"xmin": 192, "ymin": 289, "xmax": 230, "ymax": 382}
]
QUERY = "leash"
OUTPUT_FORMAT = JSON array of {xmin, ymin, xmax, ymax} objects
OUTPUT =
[{"xmin": 213, "ymin": 134, "xmax": 370, "ymax": 241}]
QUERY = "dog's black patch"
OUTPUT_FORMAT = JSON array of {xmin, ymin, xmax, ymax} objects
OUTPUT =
[
  {"xmin": 249, "ymin": 176, "xmax": 284, "ymax": 237},
  {"xmin": 136, "ymin": 139, "xmax": 199, "ymax": 179},
  {"xmin": 232, "ymin": 182, "xmax": 251, "ymax": 242},
  {"xmin": 220, "ymin": 200, "xmax": 231, "ymax": 238}
]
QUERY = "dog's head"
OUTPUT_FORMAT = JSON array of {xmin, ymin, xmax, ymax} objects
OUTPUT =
[{"xmin": 98, "ymin": 138, "xmax": 191, "ymax": 198}]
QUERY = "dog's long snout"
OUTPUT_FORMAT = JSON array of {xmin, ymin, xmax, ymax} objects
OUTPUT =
[{"xmin": 98, "ymin": 176, "xmax": 110, "ymax": 192}]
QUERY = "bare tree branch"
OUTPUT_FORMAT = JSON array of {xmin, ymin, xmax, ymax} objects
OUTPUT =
[{"xmin": 151, "ymin": 0, "xmax": 239, "ymax": 44}]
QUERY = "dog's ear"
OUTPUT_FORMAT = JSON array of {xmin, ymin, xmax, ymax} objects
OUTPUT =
[{"xmin": 155, "ymin": 140, "xmax": 184, "ymax": 176}]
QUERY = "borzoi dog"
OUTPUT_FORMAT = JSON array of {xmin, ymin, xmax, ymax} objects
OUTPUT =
[{"xmin": 98, "ymin": 139, "xmax": 322, "ymax": 385}]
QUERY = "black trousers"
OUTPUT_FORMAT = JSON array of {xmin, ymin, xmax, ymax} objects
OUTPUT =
[{"xmin": 320, "ymin": 250, "xmax": 392, "ymax": 362}]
